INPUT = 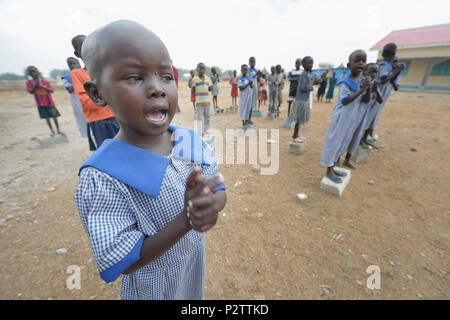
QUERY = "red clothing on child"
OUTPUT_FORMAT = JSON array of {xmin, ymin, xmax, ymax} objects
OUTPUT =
[
  {"xmin": 229, "ymin": 77, "xmax": 239, "ymax": 97},
  {"xmin": 26, "ymin": 79, "xmax": 55, "ymax": 106}
]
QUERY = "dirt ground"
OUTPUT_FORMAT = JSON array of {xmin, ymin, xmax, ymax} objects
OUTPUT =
[{"xmin": 0, "ymin": 80, "xmax": 449, "ymax": 300}]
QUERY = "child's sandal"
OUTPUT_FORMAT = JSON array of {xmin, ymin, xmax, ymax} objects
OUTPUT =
[{"xmin": 326, "ymin": 175, "xmax": 343, "ymax": 183}]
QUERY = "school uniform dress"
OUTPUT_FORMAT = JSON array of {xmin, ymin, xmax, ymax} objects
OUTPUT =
[
  {"xmin": 238, "ymin": 75, "xmax": 253, "ymax": 121},
  {"xmin": 347, "ymin": 79, "xmax": 376, "ymax": 155},
  {"xmin": 287, "ymin": 71, "xmax": 313, "ymax": 125},
  {"xmin": 288, "ymin": 69, "xmax": 302, "ymax": 101},
  {"xmin": 277, "ymin": 74, "xmax": 285, "ymax": 105},
  {"xmin": 267, "ymin": 74, "xmax": 279, "ymax": 113},
  {"xmin": 210, "ymin": 74, "xmax": 219, "ymax": 97},
  {"xmin": 61, "ymin": 74, "xmax": 87, "ymax": 138},
  {"xmin": 320, "ymin": 77, "xmax": 365, "ymax": 167},
  {"xmin": 71, "ymin": 68, "xmax": 120, "ymax": 151},
  {"xmin": 249, "ymin": 67, "xmax": 258, "ymax": 110},
  {"xmin": 74, "ymin": 125, "xmax": 226, "ymax": 300},
  {"xmin": 363, "ymin": 61, "xmax": 395, "ymax": 131},
  {"xmin": 25, "ymin": 79, "xmax": 61, "ymax": 119}
]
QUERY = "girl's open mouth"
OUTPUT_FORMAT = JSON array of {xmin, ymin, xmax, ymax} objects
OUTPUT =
[{"xmin": 144, "ymin": 108, "xmax": 168, "ymax": 124}]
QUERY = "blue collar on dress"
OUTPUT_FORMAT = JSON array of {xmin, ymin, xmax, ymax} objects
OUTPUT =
[
  {"xmin": 79, "ymin": 125, "xmax": 209, "ymax": 198},
  {"xmin": 378, "ymin": 61, "xmax": 393, "ymax": 72},
  {"xmin": 61, "ymin": 74, "xmax": 71, "ymax": 82},
  {"xmin": 337, "ymin": 76, "xmax": 360, "ymax": 92},
  {"xmin": 239, "ymin": 75, "xmax": 252, "ymax": 81}
]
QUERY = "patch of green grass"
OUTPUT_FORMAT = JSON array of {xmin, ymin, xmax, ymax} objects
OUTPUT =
[
  {"xmin": 345, "ymin": 263, "xmax": 355, "ymax": 270},
  {"xmin": 339, "ymin": 250, "xmax": 351, "ymax": 257},
  {"xmin": 25, "ymin": 154, "xmax": 37, "ymax": 161},
  {"xmin": 324, "ymin": 225, "xmax": 338, "ymax": 234}
]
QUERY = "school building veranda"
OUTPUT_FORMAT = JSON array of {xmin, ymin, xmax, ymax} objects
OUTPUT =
[{"xmin": 371, "ymin": 23, "xmax": 450, "ymax": 91}]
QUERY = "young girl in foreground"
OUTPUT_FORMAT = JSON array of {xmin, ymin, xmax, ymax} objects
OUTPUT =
[
  {"xmin": 74, "ymin": 20, "xmax": 227, "ymax": 300},
  {"xmin": 319, "ymin": 50, "xmax": 370, "ymax": 183}
]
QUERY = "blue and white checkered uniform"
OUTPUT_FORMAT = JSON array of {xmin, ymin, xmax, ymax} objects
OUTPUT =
[{"xmin": 74, "ymin": 126, "xmax": 225, "ymax": 300}]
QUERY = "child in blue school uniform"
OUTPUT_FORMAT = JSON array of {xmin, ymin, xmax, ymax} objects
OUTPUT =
[
  {"xmin": 319, "ymin": 50, "xmax": 371, "ymax": 183},
  {"xmin": 74, "ymin": 20, "xmax": 227, "ymax": 300},
  {"xmin": 346, "ymin": 63, "xmax": 383, "ymax": 158},
  {"xmin": 238, "ymin": 64, "xmax": 254, "ymax": 130},
  {"xmin": 248, "ymin": 56, "xmax": 258, "ymax": 127},
  {"xmin": 360, "ymin": 43, "xmax": 403, "ymax": 145}
]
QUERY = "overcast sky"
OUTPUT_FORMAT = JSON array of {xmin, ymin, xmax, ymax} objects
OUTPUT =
[{"xmin": 1, "ymin": 0, "xmax": 449, "ymax": 77}]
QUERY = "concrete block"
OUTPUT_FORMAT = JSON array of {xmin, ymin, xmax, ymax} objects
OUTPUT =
[
  {"xmin": 320, "ymin": 167, "xmax": 351, "ymax": 197},
  {"xmin": 352, "ymin": 145, "xmax": 372, "ymax": 163},
  {"xmin": 283, "ymin": 120, "xmax": 295, "ymax": 128},
  {"xmin": 290, "ymin": 140, "xmax": 306, "ymax": 154},
  {"xmin": 252, "ymin": 109, "xmax": 263, "ymax": 116},
  {"xmin": 38, "ymin": 133, "xmax": 68, "ymax": 148},
  {"xmin": 213, "ymin": 107, "xmax": 224, "ymax": 114}
]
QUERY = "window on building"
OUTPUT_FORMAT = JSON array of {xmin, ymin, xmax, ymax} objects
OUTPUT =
[
  {"xmin": 399, "ymin": 61, "xmax": 410, "ymax": 75},
  {"xmin": 430, "ymin": 59, "xmax": 450, "ymax": 76}
]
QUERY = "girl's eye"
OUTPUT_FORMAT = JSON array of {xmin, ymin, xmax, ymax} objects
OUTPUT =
[
  {"xmin": 125, "ymin": 75, "xmax": 143, "ymax": 83},
  {"xmin": 161, "ymin": 74, "xmax": 174, "ymax": 82}
]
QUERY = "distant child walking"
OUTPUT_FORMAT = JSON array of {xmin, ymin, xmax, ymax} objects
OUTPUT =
[
  {"xmin": 276, "ymin": 65, "xmax": 284, "ymax": 114},
  {"xmin": 320, "ymin": 50, "xmax": 371, "ymax": 182},
  {"xmin": 287, "ymin": 58, "xmax": 302, "ymax": 117},
  {"xmin": 75, "ymin": 20, "xmax": 226, "ymax": 300},
  {"xmin": 210, "ymin": 67, "xmax": 220, "ymax": 112},
  {"xmin": 25, "ymin": 66, "xmax": 62, "ymax": 136},
  {"xmin": 61, "ymin": 57, "xmax": 87, "ymax": 138},
  {"xmin": 325, "ymin": 72, "xmax": 337, "ymax": 103},
  {"xmin": 248, "ymin": 57, "xmax": 258, "ymax": 127},
  {"xmin": 192, "ymin": 63, "xmax": 213, "ymax": 136},
  {"xmin": 258, "ymin": 72, "xmax": 267, "ymax": 109},
  {"xmin": 267, "ymin": 66, "xmax": 280, "ymax": 115},
  {"xmin": 229, "ymin": 70, "xmax": 239, "ymax": 107},
  {"xmin": 317, "ymin": 70, "xmax": 328, "ymax": 102},
  {"xmin": 188, "ymin": 70, "xmax": 196, "ymax": 109},
  {"xmin": 287, "ymin": 56, "xmax": 317, "ymax": 142},
  {"xmin": 238, "ymin": 64, "xmax": 254, "ymax": 130},
  {"xmin": 259, "ymin": 74, "xmax": 267, "ymax": 106},
  {"xmin": 257, "ymin": 70, "xmax": 263, "ymax": 108}
]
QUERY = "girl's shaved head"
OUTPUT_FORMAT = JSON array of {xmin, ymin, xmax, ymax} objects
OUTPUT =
[{"xmin": 82, "ymin": 20, "xmax": 169, "ymax": 82}]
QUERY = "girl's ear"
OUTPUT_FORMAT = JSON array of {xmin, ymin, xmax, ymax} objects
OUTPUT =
[{"xmin": 84, "ymin": 81, "xmax": 107, "ymax": 106}]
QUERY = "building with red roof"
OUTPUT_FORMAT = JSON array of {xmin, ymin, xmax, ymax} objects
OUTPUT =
[{"xmin": 371, "ymin": 23, "xmax": 450, "ymax": 90}]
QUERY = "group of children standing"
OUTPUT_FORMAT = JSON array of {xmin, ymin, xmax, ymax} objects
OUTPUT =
[
  {"xmin": 25, "ymin": 34, "xmax": 121, "ymax": 151},
  {"xmin": 23, "ymin": 20, "xmax": 402, "ymax": 300},
  {"xmin": 320, "ymin": 43, "xmax": 403, "ymax": 182}
]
